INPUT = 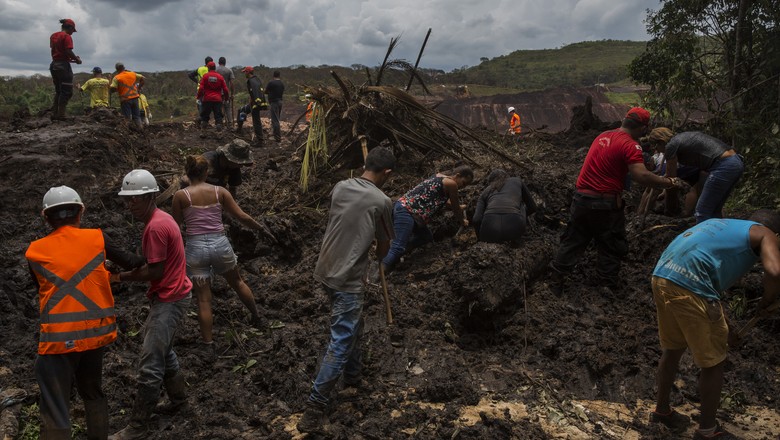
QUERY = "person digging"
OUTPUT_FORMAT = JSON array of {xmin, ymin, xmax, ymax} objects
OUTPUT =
[{"xmin": 649, "ymin": 210, "xmax": 780, "ymax": 438}]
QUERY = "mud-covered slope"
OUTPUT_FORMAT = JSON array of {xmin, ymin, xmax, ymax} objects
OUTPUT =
[{"xmin": 1, "ymin": 111, "xmax": 779, "ymax": 440}]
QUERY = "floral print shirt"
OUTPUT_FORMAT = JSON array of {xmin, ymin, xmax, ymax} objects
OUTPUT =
[{"xmin": 398, "ymin": 176, "xmax": 447, "ymax": 224}]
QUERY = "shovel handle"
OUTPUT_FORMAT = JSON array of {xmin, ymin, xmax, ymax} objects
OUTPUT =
[
  {"xmin": 736, "ymin": 300, "xmax": 780, "ymax": 340},
  {"xmin": 379, "ymin": 265, "xmax": 393, "ymax": 325}
]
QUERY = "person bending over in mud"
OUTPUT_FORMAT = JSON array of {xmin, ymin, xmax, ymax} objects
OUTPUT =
[
  {"xmin": 297, "ymin": 147, "xmax": 396, "ymax": 434},
  {"xmin": 171, "ymin": 155, "xmax": 273, "ymax": 359},
  {"xmin": 472, "ymin": 169, "xmax": 536, "ymax": 246},
  {"xmin": 649, "ymin": 210, "xmax": 780, "ymax": 439},
  {"xmin": 381, "ymin": 165, "xmax": 474, "ymax": 271}
]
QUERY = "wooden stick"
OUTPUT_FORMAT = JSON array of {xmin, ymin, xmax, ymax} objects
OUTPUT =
[
  {"xmin": 379, "ymin": 264, "xmax": 394, "ymax": 325},
  {"xmin": 737, "ymin": 300, "xmax": 780, "ymax": 340}
]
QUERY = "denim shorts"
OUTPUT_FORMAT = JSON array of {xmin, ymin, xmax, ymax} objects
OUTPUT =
[{"xmin": 185, "ymin": 233, "xmax": 237, "ymax": 283}]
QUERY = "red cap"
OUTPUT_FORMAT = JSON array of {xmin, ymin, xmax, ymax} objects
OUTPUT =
[
  {"xmin": 625, "ymin": 107, "xmax": 650, "ymax": 126},
  {"xmin": 206, "ymin": 61, "xmax": 216, "ymax": 69},
  {"xmin": 62, "ymin": 18, "xmax": 77, "ymax": 32},
  {"xmin": 241, "ymin": 66, "xmax": 254, "ymax": 74}
]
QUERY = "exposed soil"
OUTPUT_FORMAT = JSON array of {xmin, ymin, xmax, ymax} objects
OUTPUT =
[{"xmin": 1, "ymin": 108, "xmax": 779, "ymax": 440}]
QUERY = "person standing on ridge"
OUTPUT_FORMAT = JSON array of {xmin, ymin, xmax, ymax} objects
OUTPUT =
[
  {"xmin": 189, "ymin": 56, "xmax": 212, "ymax": 117},
  {"xmin": 215, "ymin": 57, "xmax": 235, "ymax": 128},
  {"xmin": 197, "ymin": 61, "xmax": 229, "ymax": 133},
  {"xmin": 79, "ymin": 67, "xmax": 110, "ymax": 110},
  {"xmin": 265, "ymin": 71, "xmax": 285, "ymax": 143},
  {"xmin": 49, "ymin": 18, "xmax": 82, "ymax": 121},
  {"xmin": 239, "ymin": 66, "xmax": 267, "ymax": 146},
  {"xmin": 109, "ymin": 63, "xmax": 145, "ymax": 128}
]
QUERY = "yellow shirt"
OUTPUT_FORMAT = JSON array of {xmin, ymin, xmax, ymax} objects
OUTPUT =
[{"xmin": 81, "ymin": 78, "xmax": 110, "ymax": 107}]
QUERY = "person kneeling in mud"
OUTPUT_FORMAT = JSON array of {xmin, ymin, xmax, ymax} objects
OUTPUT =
[
  {"xmin": 381, "ymin": 165, "xmax": 473, "ymax": 271},
  {"xmin": 472, "ymin": 169, "xmax": 536, "ymax": 245}
]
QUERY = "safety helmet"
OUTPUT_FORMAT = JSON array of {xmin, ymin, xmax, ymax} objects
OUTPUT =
[
  {"xmin": 507, "ymin": 107, "xmax": 515, "ymax": 113},
  {"xmin": 118, "ymin": 169, "xmax": 159, "ymax": 196},
  {"xmin": 42, "ymin": 185, "xmax": 84, "ymax": 214}
]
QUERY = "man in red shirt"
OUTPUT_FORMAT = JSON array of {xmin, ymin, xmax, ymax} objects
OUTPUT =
[
  {"xmin": 49, "ymin": 18, "xmax": 82, "ymax": 121},
  {"xmin": 196, "ymin": 61, "xmax": 229, "ymax": 132},
  {"xmin": 550, "ymin": 107, "xmax": 682, "ymax": 290},
  {"xmin": 110, "ymin": 170, "xmax": 193, "ymax": 440}
]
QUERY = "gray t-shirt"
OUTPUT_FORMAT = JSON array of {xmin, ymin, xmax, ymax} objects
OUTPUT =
[
  {"xmin": 665, "ymin": 131, "xmax": 732, "ymax": 171},
  {"xmin": 314, "ymin": 178, "xmax": 394, "ymax": 293},
  {"xmin": 215, "ymin": 65, "xmax": 235, "ymax": 87}
]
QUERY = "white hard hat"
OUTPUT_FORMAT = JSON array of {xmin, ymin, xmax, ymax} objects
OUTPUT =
[
  {"xmin": 118, "ymin": 169, "xmax": 159, "ymax": 196},
  {"xmin": 507, "ymin": 107, "xmax": 515, "ymax": 113},
  {"xmin": 42, "ymin": 185, "xmax": 84, "ymax": 214}
]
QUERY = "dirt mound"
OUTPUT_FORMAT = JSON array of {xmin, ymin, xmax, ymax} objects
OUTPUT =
[{"xmin": 1, "ymin": 111, "xmax": 779, "ymax": 440}]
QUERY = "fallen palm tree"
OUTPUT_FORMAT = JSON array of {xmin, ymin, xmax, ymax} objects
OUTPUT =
[{"xmin": 298, "ymin": 35, "xmax": 520, "ymax": 191}]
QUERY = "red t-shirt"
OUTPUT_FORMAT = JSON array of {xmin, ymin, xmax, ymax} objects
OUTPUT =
[
  {"xmin": 576, "ymin": 129, "xmax": 644, "ymax": 193},
  {"xmin": 50, "ymin": 31, "xmax": 73, "ymax": 62},
  {"xmin": 142, "ymin": 209, "xmax": 192, "ymax": 302},
  {"xmin": 197, "ymin": 71, "xmax": 229, "ymax": 102}
]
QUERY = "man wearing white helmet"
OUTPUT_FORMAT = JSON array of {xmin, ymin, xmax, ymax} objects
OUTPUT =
[
  {"xmin": 25, "ymin": 186, "xmax": 143, "ymax": 440},
  {"xmin": 110, "ymin": 170, "xmax": 193, "ymax": 440},
  {"xmin": 507, "ymin": 107, "xmax": 521, "ymax": 135}
]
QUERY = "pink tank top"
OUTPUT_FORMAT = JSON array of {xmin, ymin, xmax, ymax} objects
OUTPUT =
[{"xmin": 182, "ymin": 186, "xmax": 224, "ymax": 235}]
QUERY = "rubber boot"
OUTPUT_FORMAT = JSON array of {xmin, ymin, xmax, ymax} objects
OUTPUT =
[
  {"xmin": 155, "ymin": 371, "xmax": 188, "ymax": 415},
  {"xmin": 108, "ymin": 386, "xmax": 157, "ymax": 440},
  {"xmin": 40, "ymin": 428, "xmax": 71, "ymax": 440},
  {"xmin": 84, "ymin": 397, "xmax": 109, "ymax": 440}
]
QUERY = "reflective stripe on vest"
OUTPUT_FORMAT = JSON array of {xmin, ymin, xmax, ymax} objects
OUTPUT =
[{"xmin": 115, "ymin": 71, "xmax": 139, "ymax": 100}]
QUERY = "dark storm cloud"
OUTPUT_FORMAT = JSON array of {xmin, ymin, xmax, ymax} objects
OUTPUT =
[{"xmin": 90, "ymin": 0, "xmax": 183, "ymax": 12}]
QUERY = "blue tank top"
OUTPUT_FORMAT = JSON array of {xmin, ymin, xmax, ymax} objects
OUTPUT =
[{"xmin": 653, "ymin": 219, "xmax": 759, "ymax": 301}]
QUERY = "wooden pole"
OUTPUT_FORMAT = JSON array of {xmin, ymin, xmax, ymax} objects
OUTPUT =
[
  {"xmin": 737, "ymin": 300, "xmax": 780, "ymax": 340},
  {"xmin": 405, "ymin": 28, "xmax": 432, "ymax": 92},
  {"xmin": 379, "ymin": 264, "xmax": 394, "ymax": 325}
]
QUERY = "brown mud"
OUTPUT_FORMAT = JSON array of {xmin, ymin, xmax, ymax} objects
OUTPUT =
[{"xmin": 1, "ymin": 109, "xmax": 779, "ymax": 439}]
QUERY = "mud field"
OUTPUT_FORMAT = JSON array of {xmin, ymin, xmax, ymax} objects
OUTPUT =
[{"xmin": 1, "ymin": 110, "xmax": 779, "ymax": 440}]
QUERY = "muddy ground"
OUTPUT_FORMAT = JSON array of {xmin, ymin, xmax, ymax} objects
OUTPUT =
[{"xmin": 1, "ymin": 110, "xmax": 779, "ymax": 440}]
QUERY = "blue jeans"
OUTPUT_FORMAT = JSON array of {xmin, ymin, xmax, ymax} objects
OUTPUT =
[
  {"xmin": 695, "ymin": 155, "xmax": 744, "ymax": 223},
  {"xmin": 137, "ymin": 294, "xmax": 190, "ymax": 393},
  {"xmin": 308, "ymin": 287, "xmax": 364, "ymax": 407},
  {"xmin": 120, "ymin": 98, "xmax": 142, "ymax": 125},
  {"xmin": 382, "ymin": 201, "xmax": 434, "ymax": 270}
]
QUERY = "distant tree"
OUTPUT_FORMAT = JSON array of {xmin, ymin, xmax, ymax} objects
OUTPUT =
[{"xmin": 480, "ymin": 57, "xmax": 489, "ymax": 63}]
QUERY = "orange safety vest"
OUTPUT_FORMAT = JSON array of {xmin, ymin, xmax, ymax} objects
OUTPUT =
[
  {"xmin": 114, "ymin": 70, "xmax": 140, "ymax": 101},
  {"xmin": 306, "ymin": 101, "xmax": 315, "ymax": 122},
  {"xmin": 25, "ymin": 226, "xmax": 116, "ymax": 355},
  {"xmin": 510, "ymin": 113, "xmax": 521, "ymax": 134}
]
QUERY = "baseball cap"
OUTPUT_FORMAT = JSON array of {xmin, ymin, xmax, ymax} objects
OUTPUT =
[
  {"xmin": 61, "ymin": 18, "xmax": 77, "ymax": 32},
  {"xmin": 92, "ymin": 66, "xmax": 102, "ymax": 74},
  {"xmin": 206, "ymin": 61, "xmax": 216, "ymax": 69},
  {"xmin": 625, "ymin": 107, "xmax": 650, "ymax": 126},
  {"xmin": 241, "ymin": 66, "xmax": 254, "ymax": 74}
]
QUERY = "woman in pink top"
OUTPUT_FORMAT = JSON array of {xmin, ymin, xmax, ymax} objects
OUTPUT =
[{"xmin": 172, "ymin": 155, "xmax": 269, "ymax": 352}]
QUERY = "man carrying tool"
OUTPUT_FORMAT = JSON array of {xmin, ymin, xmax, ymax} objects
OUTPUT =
[
  {"xmin": 239, "ymin": 66, "xmax": 267, "ymax": 146},
  {"xmin": 507, "ymin": 107, "xmax": 521, "ymax": 135},
  {"xmin": 197, "ymin": 61, "xmax": 229, "ymax": 133},
  {"xmin": 26, "ymin": 185, "xmax": 144, "ymax": 440},
  {"xmin": 265, "ymin": 70, "xmax": 285, "ymax": 143},
  {"xmin": 297, "ymin": 147, "xmax": 396, "ymax": 434},
  {"xmin": 649, "ymin": 210, "xmax": 780, "ymax": 438},
  {"xmin": 216, "ymin": 57, "xmax": 235, "ymax": 128},
  {"xmin": 109, "ymin": 62, "xmax": 145, "ymax": 128},
  {"xmin": 49, "ymin": 18, "xmax": 82, "ymax": 121},
  {"xmin": 109, "ymin": 170, "xmax": 193, "ymax": 440},
  {"xmin": 550, "ymin": 107, "xmax": 684, "ymax": 290},
  {"xmin": 78, "ymin": 67, "xmax": 110, "ymax": 110}
]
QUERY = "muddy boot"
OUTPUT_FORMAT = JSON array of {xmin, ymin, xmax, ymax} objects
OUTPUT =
[
  {"xmin": 40, "ymin": 428, "xmax": 71, "ymax": 440},
  {"xmin": 296, "ymin": 402, "xmax": 326, "ymax": 434},
  {"xmin": 84, "ymin": 397, "xmax": 109, "ymax": 440},
  {"xmin": 109, "ymin": 386, "xmax": 157, "ymax": 440},
  {"xmin": 155, "ymin": 371, "xmax": 188, "ymax": 415}
]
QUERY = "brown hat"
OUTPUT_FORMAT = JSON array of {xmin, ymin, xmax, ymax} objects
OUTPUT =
[{"xmin": 218, "ymin": 139, "xmax": 254, "ymax": 165}]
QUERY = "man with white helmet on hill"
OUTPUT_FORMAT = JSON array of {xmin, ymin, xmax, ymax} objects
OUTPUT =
[
  {"xmin": 25, "ymin": 185, "xmax": 144, "ymax": 440},
  {"xmin": 109, "ymin": 170, "xmax": 193, "ymax": 440},
  {"xmin": 507, "ymin": 107, "xmax": 521, "ymax": 135}
]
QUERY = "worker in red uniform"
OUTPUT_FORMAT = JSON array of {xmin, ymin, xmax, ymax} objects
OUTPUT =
[
  {"xmin": 197, "ymin": 61, "xmax": 229, "ymax": 132},
  {"xmin": 26, "ymin": 186, "xmax": 143, "ymax": 440},
  {"xmin": 49, "ymin": 18, "xmax": 82, "ymax": 121},
  {"xmin": 550, "ymin": 107, "xmax": 684, "ymax": 290},
  {"xmin": 507, "ymin": 107, "xmax": 521, "ymax": 135}
]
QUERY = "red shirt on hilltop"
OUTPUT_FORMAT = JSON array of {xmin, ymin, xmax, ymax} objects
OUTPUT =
[
  {"xmin": 576, "ymin": 129, "xmax": 644, "ymax": 194},
  {"xmin": 197, "ymin": 71, "xmax": 229, "ymax": 102},
  {"xmin": 50, "ymin": 31, "xmax": 74, "ymax": 61}
]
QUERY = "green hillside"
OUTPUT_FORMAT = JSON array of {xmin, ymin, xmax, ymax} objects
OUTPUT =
[{"xmin": 442, "ymin": 40, "xmax": 647, "ymax": 91}]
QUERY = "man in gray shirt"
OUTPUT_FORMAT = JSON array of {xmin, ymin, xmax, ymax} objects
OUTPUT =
[
  {"xmin": 297, "ymin": 147, "xmax": 396, "ymax": 434},
  {"xmin": 216, "ymin": 57, "xmax": 235, "ymax": 127}
]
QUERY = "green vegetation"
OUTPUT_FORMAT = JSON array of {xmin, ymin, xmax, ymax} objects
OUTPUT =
[
  {"xmin": 604, "ymin": 91, "xmax": 641, "ymax": 106},
  {"xmin": 444, "ymin": 40, "xmax": 647, "ymax": 91}
]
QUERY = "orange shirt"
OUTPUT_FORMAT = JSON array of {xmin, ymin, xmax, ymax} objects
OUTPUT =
[{"xmin": 510, "ymin": 113, "xmax": 521, "ymax": 134}]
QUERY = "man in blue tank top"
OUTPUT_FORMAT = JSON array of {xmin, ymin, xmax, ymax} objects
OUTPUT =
[{"xmin": 649, "ymin": 210, "xmax": 780, "ymax": 439}]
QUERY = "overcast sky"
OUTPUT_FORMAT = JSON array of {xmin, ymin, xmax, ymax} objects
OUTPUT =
[{"xmin": 0, "ymin": 0, "xmax": 658, "ymax": 77}]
